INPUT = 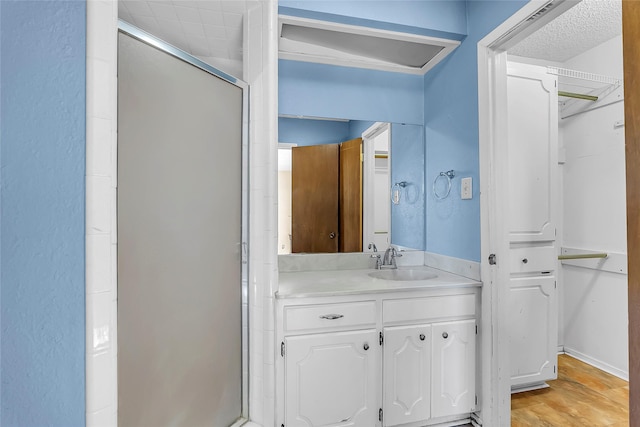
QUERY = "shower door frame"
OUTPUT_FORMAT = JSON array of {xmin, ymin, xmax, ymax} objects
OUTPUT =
[{"xmin": 116, "ymin": 20, "xmax": 250, "ymax": 425}]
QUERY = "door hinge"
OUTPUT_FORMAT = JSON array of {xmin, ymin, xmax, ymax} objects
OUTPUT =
[
  {"xmin": 555, "ymin": 281, "xmax": 557, "ymax": 289},
  {"xmin": 488, "ymin": 253, "xmax": 497, "ymax": 265},
  {"xmin": 379, "ymin": 408, "xmax": 383, "ymax": 422},
  {"xmin": 476, "ymin": 325, "xmax": 478, "ymax": 335},
  {"xmin": 554, "ymin": 365, "xmax": 556, "ymax": 374},
  {"xmin": 379, "ymin": 331, "xmax": 384, "ymax": 346},
  {"xmin": 281, "ymin": 341, "xmax": 285, "ymax": 357},
  {"xmin": 475, "ymin": 395, "xmax": 478, "ymax": 405}
]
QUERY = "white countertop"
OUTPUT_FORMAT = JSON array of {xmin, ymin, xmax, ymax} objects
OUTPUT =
[{"xmin": 276, "ymin": 265, "xmax": 481, "ymax": 299}]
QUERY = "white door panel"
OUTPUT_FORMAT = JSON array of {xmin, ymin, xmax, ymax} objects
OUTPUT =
[
  {"xmin": 383, "ymin": 325, "xmax": 431, "ymax": 426},
  {"xmin": 509, "ymin": 276, "xmax": 558, "ymax": 387},
  {"xmin": 431, "ymin": 320, "xmax": 476, "ymax": 419},
  {"xmin": 507, "ymin": 64, "xmax": 558, "ymax": 243},
  {"xmin": 285, "ymin": 330, "xmax": 379, "ymax": 427}
]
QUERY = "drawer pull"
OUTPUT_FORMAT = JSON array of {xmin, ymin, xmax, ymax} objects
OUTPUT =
[
  {"xmin": 419, "ymin": 334, "xmax": 426, "ymax": 341},
  {"xmin": 442, "ymin": 332, "xmax": 449, "ymax": 339},
  {"xmin": 522, "ymin": 258, "xmax": 528, "ymax": 264},
  {"xmin": 319, "ymin": 314, "xmax": 344, "ymax": 320}
]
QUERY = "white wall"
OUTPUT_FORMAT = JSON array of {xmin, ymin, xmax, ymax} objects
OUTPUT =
[
  {"xmin": 244, "ymin": 1, "xmax": 279, "ymax": 424},
  {"xmin": 560, "ymin": 35, "xmax": 628, "ymax": 379}
]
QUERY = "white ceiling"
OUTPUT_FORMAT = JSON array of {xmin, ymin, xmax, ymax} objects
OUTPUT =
[
  {"xmin": 118, "ymin": 0, "xmax": 257, "ymax": 78},
  {"xmin": 509, "ymin": 0, "xmax": 622, "ymax": 62}
]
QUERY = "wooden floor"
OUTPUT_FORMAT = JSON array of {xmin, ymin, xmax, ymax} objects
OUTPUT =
[{"xmin": 511, "ymin": 354, "xmax": 629, "ymax": 426}]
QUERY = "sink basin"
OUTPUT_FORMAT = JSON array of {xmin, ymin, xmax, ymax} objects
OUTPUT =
[{"xmin": 368, "ymin": 269, "xmax": 438, "ymax": 281}]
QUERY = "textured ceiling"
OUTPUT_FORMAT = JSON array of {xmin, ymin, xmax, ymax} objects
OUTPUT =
[
  {"xmin": 509, "ymin": 0, "xmax": 621, "ymax": 62},
  {"xmin": 118, "ymin": 1, "xmax": 257, "ymax": 78}
]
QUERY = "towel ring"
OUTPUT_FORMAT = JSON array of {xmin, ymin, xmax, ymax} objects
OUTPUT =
[
  {"xmin": 391, "ymin": 181, "xmax": 408, "ymax": 205},
  {"xmin": 433, "ymin": 170, "xmax": 455, "ymax": 200}
]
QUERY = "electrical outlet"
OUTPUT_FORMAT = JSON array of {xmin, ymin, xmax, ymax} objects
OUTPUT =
[{"xmin": 461, "ymin": 177, "xmax": 472, "ymax": 200}]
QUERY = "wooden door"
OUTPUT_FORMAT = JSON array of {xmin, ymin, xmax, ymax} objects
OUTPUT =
[
  {"xmin": 624, "ymin": 3, "xmax": 640, "ymax": 422},
  {"xmin": 285, "ymin": 330, "xmax": 380, "ymax": 427},
  {"xmin": 431, "ymin": 320, "xmax": 476, "ymax": 419},
  {"xmin": 506, "ymin": 62, "xmax": 559, "ymax": 389},
  {"xmin": 383, "ymin": 325, "xmax": 431, "ymax": 426},
  {"xmin": 340, "ymin": 138, "xmax": 363, "ymax": 252},
  {"xmin": 291, "ymin": 144, "xmax": 339, "ymax": 253}
]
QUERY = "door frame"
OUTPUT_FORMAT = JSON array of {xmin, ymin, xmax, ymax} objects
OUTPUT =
[
  {"xmin": 362, "ymin": 122, "xmax": 391, "ymax": 251},
  {"xmin": 476, "ymin": 1, "xmax": 578, "ymax": 424}
]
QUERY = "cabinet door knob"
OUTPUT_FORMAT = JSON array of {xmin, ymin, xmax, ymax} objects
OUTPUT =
[
  {"xmin": 363, "ymin": 342, "xmax": 369, "ymax": 351},
  {"xmin": 522, "ymin": 258, "xmax": 528, "ymax": 264},
  {"xmin": 442, "ymin": 332, "xmax": 449, "ymax": 339},
  {"xmin": 329, "ymin": 232, "xmax": 336, "ymax": 239},
  {"xmin": 419, "ymin": 334, "xmax": 426, "ymax": 341}
]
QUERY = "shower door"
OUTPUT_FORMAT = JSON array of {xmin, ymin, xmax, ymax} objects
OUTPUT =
[{"xmin": 117, "ymin": 25, "xmax": 247, "ymax": 426}]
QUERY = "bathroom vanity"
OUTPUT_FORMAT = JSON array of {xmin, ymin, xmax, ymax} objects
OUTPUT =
[{"xmin": 275, "ymin": 262, "xmax": 481, "ymax": 427}]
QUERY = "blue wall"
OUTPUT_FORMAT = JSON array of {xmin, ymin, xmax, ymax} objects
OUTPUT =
[
  {"xmin": 279, "ymin": 59, "xmax": 425, "ymax": 125},
  {"xmin": 391, "ymin": 124, "xmax": 425, "ymax": 250},
  {"xmin": 279, "ymin": 117, "xmax": 350, "ymax": 145},
  {"xmin": 1, "ymin": 1, "xmax": 86, "ymax": 425},
  {"xmin": 279, "ymin": 118, "xmax": 377, "ymax": 146},
  {"xmin": 423, "ymin": 0, "xmax": 528, "ymax": 262}
]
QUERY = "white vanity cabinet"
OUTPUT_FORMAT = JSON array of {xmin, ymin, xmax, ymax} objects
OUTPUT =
[{"xmin": 276, "ymin": 287, "xmax": 478, "ymax": 427}]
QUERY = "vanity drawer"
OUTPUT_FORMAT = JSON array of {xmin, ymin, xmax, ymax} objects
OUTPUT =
[
  {"xmin": 284, "ymin": 301, "xmax": 376, "ymax": 333},
  {"xmin": 383, "ymin": 294, "xmax": 475, "ymax": 324},
  {"xmin": 509, "ymin": 246, "xmax": 556, "ymax": 274}
]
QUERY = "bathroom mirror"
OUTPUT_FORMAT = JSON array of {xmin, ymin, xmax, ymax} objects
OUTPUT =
[{"xmin": 278, "ymin": 116, "xmax": 425, "ymax": 254}]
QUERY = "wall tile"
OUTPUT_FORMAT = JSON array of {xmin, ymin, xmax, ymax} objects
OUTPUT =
[
  {"xmin": 86, "ymin": 408, "xmax": 117, "ymax": 427},
  {"xmin": 86, "ymin": 117, "xmax": 112, "ymax": 177},
  {"xmin": 86, "ymin": 351, "xmax": 115, "ymax": 413},
  {"xmin": 86, "ymin": 234, "xmax": 112, "ymax": 294},
  {"xmin": 86, "ymin": 58, "xmax": 114, "ymax": 120},
  {"xmin": 87, "ymin": 292, "xmax": 112, "ymax": 354},
  {"xmin": 86, "ymin": 176, "xmax": 112, "ymax": 235}
]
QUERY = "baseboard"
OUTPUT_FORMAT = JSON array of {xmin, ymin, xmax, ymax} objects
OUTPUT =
[
  {"xmin": 424, "ymin": 252, "xmax": 481, "ymax": 281},
  {"xmin": 562, "ymin": 347, "xmax": 629, "ymax": 381}
]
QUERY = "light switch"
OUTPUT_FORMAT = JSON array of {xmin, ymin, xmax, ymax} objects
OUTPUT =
[{"xmin": 461, "ymin": 177, "xmax": 472, "ymax": 200}]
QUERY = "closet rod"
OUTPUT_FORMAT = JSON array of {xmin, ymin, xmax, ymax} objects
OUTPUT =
[
  {"xmin": 558, "ymin": 253, "xmax": 608, "ymax": 260},
  {"xmin": 558, "ymin": 91, "xmax": 598, "ymax": 102}
]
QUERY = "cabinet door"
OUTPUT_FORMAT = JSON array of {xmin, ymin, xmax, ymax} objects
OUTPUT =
[
  {"xmin": 431, "ymin": 320, "xmax": 476, "ymax": 419},
  {"xmin": 509, "ymin": 276, "xmax": 558, "ymax": 387},
  {"xmin": 285, "ymin": 330, "xmax": 379, "ymax": 427},
  {"xmin": 383, "ymin": 325, "xmax": 431, "ymax": 426}
]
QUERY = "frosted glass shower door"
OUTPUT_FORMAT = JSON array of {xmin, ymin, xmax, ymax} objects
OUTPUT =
[{"xmin": 117, "ymin": 30, "xmax": 245, "ymax": 426}]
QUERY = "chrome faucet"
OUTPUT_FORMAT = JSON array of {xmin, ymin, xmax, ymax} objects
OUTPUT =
[
  {"xmin": 369, "ymin": 242, "xmax": 383, "ymax": 269},
  {"xmin": 381, "ymin": 246, "xmax": 402, "ymax": 269}
]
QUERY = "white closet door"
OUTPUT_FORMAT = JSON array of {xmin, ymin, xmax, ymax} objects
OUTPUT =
[{"xmin": 506, "ymin": 62, "xmax": 558, "ymax": 389}]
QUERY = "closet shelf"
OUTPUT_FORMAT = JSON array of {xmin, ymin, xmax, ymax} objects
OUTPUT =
[{"xmin": 547, "ymin": 66, "xmax": 623, "ymax": 119}]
